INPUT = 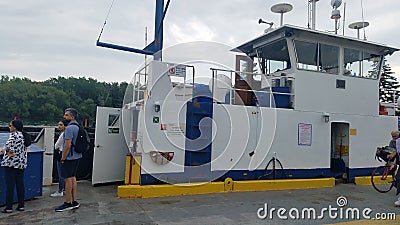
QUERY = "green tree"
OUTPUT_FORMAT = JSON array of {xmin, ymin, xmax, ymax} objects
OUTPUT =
[
  {"xmin": 0, "ymin": 76, "xmax": 69, "ymax": 124},
  {"xmin": 0, "ymin": 75, "xmax": 127, "ymax": 125},
  {"xmin": 379, "ymin": 59, "xmax": 400, "ymax": 103}
]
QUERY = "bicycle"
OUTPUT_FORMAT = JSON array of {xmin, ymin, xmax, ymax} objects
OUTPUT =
[
  {"xmin": 258, "ymin": 153, "xmax": 286, "ymax": 180},
  {"xmin": 371, "ymin": 162, "xmax": 397, "ymax": 193}
]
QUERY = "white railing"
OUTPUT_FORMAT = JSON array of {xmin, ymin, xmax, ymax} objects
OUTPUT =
[
  {"xmin": 132, "ymin": 64, "xmax": 149, "ymax": 103},
  {"xmin": 210, "ymin": 68, "xmax": 294, "ymax": 108}
]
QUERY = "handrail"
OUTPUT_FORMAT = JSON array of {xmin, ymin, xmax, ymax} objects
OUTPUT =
[
  {"xmin": 32, "ymin": 128, "xmax": 45, "ymax": 144},
  {"xmin": 210, "ymin": 67, "xmax": 294, "ymax": 107},
  {"xmin": 132, "ymin": 63, "xmax": 196, "ymax": 103}
]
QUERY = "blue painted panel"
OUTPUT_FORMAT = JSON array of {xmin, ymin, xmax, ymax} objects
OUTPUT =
[
  {"xmin": 217, "ymin": 168, "xmax": 332, "ymax": 181},
  {"xmin": 185, "ymin": 97, "xmax": 213, "ymax": 167},
  {"xmin": 140, "ymin": 167, "xmax": 377, "ymax": 185},
  {"xmin": 0, "ymin": 148, "xmax": 43, "ymax": 206},
  {"xmin": 347, "ymin": 167, "xmax": 375, "ymax": 182},
  {"xmin": 140, "ymin": 168, "xmax": 333, "ymax": 185},
  {"xmin": 256, "ymin": 87, "xmax": 290, "ymax": 108},
  {"xmin": 193, "ymin": 83, "xmax": 212, "ymax": 98}
]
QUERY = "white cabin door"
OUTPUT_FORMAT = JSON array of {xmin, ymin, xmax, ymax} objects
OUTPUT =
[{"xmin": 92, "ymin": 107, "xmax": 128, "ymax": 185}]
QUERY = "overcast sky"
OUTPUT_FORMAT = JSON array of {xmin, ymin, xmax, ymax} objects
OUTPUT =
[{"xmin": 1, "ymin": 0, "xmax": 399, "ymax": 83}]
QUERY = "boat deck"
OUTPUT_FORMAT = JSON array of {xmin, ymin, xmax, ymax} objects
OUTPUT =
[{"xmin": 0, "ymin": 180, "xmax": 399, "ymax": 224}]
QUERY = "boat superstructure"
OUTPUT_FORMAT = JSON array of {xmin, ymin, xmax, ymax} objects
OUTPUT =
[{"xmin": 91, "ymin": 1, "xmax": 399, "ymax": 186}]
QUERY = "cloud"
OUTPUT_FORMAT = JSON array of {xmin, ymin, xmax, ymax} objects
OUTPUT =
[
  {"xmin": 0, "ymin": 0, "xmax": 399, "ymax": 83},
  {"xmin": 167, "ymin": 20, "xmax": 215, "ymax": 43}
]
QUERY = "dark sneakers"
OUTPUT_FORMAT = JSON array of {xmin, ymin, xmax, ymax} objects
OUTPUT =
[
  {"xmin": 55, "ymin": 202, "xmax": 73, "ymax": 212},
  {"xmin": 1, "ymin": 208, "xmax": 12, "ymax": 213},
  {"xmin": 72, "ymin": 201, "xmax": 80, "ymax": 209},
  {"xmin": 2, "ymin": 206, "xmax": 24, "ymax": 213}
]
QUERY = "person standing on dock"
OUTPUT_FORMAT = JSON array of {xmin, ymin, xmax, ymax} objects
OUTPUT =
[
  {"xmin": 1, "ymin": 120, "xmax": 31, "ymax": 213},
  {"xmin": 51, "ymin": 119, "xmax": 69, "ymax": 197},
  {"xmin": 55, "ymin": 108, "xmax": 82, "ymax": 212}
]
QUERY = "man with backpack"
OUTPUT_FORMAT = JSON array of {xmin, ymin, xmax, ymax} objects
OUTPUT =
[{"xmin": 55, "ymin": 108, "xmax": 82, "ymax": 212}]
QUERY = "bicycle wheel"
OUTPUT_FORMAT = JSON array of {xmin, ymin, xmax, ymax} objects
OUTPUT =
[{"xmin": 371, "ymin": 166, "xmax": 394, "ymax": 193}]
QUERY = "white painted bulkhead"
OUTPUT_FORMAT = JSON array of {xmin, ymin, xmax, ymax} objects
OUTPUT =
[
  {"xmin": 118, "ymin": 25, "xmax": 399, "ymax": 183},
  {"xmin": 131, "ymin": 59, "xmax": 397, "ymax": 180},
  {"xmin": 211, "ymin": 106, "xmax": 397, "ymax": 173},
  {"xmin": 293, "ymin": 70, "xmax": 379, "ymax": 116},
  {"xmin": 136, "ymin": 61, "xmax": 188, "ymax": 174},
  {"xmin": 137, "ymin": 100, "xmax": 187, "ymax": 174}
]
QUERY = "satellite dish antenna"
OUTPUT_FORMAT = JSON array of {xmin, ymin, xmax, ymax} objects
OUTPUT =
[
  {"xmin": 349, "ymin": 21, "xmax": 369, "ymax": 39},
  {"xmin": 271, "ymin": 3, "xmax": 293, "ymax": 26}
]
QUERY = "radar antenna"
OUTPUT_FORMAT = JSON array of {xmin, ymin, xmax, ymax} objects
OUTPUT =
[{"xmin": 348, "ymin": 21, "xmax": 369, "ymax": 39}]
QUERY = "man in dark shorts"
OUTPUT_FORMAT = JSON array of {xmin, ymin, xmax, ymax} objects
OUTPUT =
[{"xmin": 55, "ymin": 108, "xmax": 82, "ymax": 212}]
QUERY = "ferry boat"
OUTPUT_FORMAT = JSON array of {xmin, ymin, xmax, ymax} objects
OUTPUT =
[{"xmin": 91, "ymin": 0, "xmax": 399, "ymax": 186}]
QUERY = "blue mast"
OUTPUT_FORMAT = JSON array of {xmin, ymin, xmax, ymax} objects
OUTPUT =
[{"xmin": 96, "ymin": 0, "xmax": 168, "ymax": 61}]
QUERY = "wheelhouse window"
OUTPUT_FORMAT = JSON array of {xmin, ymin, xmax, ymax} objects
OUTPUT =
[
  {"xmin": 344, "ymin": 48, "xmax": 382, "ymax": 79},
  {"xmin": 294, "ymin": 40, "xmax": 339, "ymax": 74},
  {"xmin": 255, "ymin": 39, "xmax": 291, "ymax": 75}
]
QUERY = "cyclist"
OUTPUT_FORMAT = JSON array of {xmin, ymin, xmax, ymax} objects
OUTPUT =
[{"xmin": 387, "ymin": 131, "xmax": 400, "ymax": 206}]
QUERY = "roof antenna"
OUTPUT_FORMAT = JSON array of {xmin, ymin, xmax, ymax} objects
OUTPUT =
[
  {"xmin": 308, "ymin": 0, "xmax": 320, "ymax": 30},
  {"xmin": 271, "ymin": 3, "xmax": 293, "ymax": 27},
  {"xmin": 330, "ymin": 0, "xmax": 342, "ymax": 35},
  {"xmin": 342, "ymin": 0, "xmax": 346, "ymax": 36},
  {"xmin": 360, "ymin": 0, "xmax": 367, "ymax": 40}
]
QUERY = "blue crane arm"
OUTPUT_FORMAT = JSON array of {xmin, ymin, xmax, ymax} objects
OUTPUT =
[{"xmin": 96, "ymin": 0, "xmax": 168, "ymax": 60}]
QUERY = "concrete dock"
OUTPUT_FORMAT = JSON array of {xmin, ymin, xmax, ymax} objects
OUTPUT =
[{"xmin": 0, "ymin": 181, "xmax": 399, "ymax": 224}]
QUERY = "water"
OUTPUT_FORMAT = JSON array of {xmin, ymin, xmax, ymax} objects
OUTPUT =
[
  {"xmin": 0, "ymin": 132, "xmax": 43, "ymax": 152},
  {"xmin": 0, "ymin": 133, "xmax": 8, "ymax": 148}
]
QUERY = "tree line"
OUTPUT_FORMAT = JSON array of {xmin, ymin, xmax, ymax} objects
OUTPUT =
[{"xmin": 0, "ymin": 75, "xmax": 128, "ymax": 125}]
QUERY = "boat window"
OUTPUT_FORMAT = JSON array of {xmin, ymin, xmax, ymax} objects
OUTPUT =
[
  {"xmin": 238, "ymin": 60, "xmax": 250, "ymax": 80},
  {"xmin": 294, "ymin": 40, "xmax": 339, "ymax": 74},
  {"xmin": 295, "ymin": 41, "xmax": 318, "ymax": 71},
  {"xmin": 344, "ymin": 48, "xmax": 381, "ymax": 79},
  {"xmin": 320, "ymin": 44, "xmax": 339, "ymax": 74},
  {"xmin": 255, "ymin": 39, "xmax": 291, "ymax": 75}
]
